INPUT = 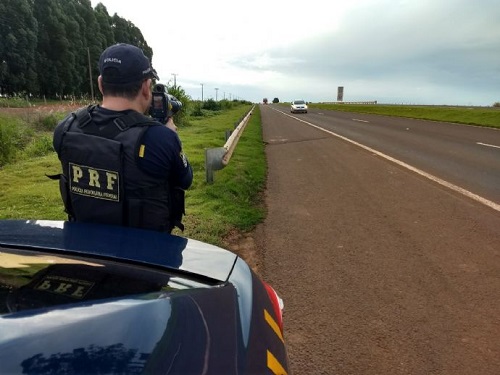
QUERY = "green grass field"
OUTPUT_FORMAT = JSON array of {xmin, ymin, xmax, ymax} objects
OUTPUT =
[{"xmin": 310, "ymin": 103, "xmax": 500, "ymax": 128}]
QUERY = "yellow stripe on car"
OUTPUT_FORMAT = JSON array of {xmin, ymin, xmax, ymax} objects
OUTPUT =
[
  {"xmin": 264, "ymin": 309, "xmax": 283, "ymax": 342},
  {"xmin": 267, "ymin": 350, "xmax": 288, "ymax": 375}
]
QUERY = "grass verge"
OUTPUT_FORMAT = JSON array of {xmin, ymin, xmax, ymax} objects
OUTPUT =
[{"xmin": 310, "ymin": 103, "xmax": 500, "ymax": 128}]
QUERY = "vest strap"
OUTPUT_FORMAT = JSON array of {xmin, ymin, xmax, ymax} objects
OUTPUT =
[{"xmin": 74, "ymin": 106, "xmax": 158, "ymax": 139}]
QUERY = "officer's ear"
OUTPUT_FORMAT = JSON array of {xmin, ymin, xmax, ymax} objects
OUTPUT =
[
  {"xmin": 97, "ymin": 76, "xmax": 104, "ymax": 95},
  {"xmin": 141, "ymin": 79, "xmax": 152, "ymax": 97},
  {"xmin": 140, "ymin": 79, "xmax": 153, "ymax": 113}
]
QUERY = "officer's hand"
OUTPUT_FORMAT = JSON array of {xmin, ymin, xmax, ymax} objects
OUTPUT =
[{"xmin": 165, "ymin": 117, "xmax": 177, "ymax": 132}]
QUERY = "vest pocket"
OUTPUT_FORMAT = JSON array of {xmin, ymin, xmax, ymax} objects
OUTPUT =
[
  {"xmin": 127, "ymin": 198, "xmax": 170, "ymax": 232},
  {"xmin": 61, "ymin": 132, "xmax": 124, "ymax": 226}
]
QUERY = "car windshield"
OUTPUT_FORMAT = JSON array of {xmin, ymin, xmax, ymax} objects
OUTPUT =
[{"xmin": 293, "ymin": 100, "xmax": 305, "ymax": 104}]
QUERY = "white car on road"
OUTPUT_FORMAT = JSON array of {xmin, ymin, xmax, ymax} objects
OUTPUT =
[{"xmin": 290, "ymin": 100, "xmax": 308, "ymax": 114}]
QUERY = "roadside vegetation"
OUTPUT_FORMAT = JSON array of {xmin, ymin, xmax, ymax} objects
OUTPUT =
[
  {"xmin": 0, "ymin": 99, "xmax": 263, "ymax": 247},
  {"xmin": 1, "ymin": 0, "xmax": 152, "ymax": 100}
]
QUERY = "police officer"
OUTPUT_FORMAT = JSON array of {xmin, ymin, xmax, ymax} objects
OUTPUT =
[{"xmin": 53, "ymin": 43, "xmax": 193, "ymax": 233}]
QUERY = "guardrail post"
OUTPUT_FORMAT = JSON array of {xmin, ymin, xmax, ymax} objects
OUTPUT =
[{"xmin": 205, "ymin": 147, "xmax": 226, "ymax": 184}]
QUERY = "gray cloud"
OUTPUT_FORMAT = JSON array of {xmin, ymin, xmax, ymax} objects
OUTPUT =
[{"xmin": 237, "ymin": 0, "xmax": 500, "ymax": 105}]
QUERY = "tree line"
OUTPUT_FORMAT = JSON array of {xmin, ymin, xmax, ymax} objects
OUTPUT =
[{"xmin": 0, "ymin": 0, "xmax": 153, "ymax": 99}]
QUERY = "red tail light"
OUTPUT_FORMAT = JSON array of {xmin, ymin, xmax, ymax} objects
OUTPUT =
[{"xmin": 262, "ymin": 281, "xmax": 284, "ymax": 334}]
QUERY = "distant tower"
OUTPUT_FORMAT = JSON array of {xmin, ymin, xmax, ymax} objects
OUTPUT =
[{"xmin": 337, "ymin": 86, "xmax": 344, "ymax": 102}]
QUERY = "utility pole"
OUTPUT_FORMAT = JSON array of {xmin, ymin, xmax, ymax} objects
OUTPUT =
[
  {"xmin": 87, "ymin": 47, "xmax": 94, "ymax": 102},
  {"xmin": 200, "ymin": 83, "xmax": 204, "ymax": 101},
  {"xmin": 215, "ymin": 87, "xmax": 219, "ymax": 101},
  {"xmin": 171, "ymin": 73, "xmax": 178, "ymax": 88}
]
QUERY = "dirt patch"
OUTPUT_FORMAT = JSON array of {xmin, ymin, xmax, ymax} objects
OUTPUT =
[
  {"xmin": 222, "ymin": 229, "xmax": 261, "ymax": 274},
  {"xmin": 0, "ymin": 103, "xmax": 85, "ymax": 117}
]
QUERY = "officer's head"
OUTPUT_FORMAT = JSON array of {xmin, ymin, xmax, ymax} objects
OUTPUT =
[{"xmin": 98, "ymin": 43, "xmax": 158, "ymax": 107}]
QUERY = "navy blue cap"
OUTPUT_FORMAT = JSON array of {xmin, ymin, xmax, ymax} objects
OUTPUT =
[{"xmin": 99, "ymin": 43, "xmax": 159, "ymax": 84}]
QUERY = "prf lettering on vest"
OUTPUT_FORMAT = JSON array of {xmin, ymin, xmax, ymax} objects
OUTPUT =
[{"xmin": 69, "ymin": 162, "xmax": 120, "ymax": 202}]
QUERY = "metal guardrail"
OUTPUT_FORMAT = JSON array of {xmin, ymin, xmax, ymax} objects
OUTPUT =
[
  {"xmin": 204, "ymin": 106, "xmax": 255, "ymax": 183},
  {"xmin": 320, "ymin": 101, "xmax": 378, "ymax": 105}
]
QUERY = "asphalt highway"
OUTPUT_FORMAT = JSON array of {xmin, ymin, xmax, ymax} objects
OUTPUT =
[
  {"xmin": 253, "ymin": 104, "xmax": 500, "ymax": 375},
  {"xmin": 274, "ymin": 105, "xmax": 500, "ymax": 207}
]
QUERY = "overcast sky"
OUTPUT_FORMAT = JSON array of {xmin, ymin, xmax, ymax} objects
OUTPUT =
[{"xmin": 90, "ymin": 0, "xmax": 500, "ymax": 106}]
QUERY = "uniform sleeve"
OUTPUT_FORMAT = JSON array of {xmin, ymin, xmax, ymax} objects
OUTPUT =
[{"xmin": 137, "ymin": 126, "xmax": 193, "ymax": 189}]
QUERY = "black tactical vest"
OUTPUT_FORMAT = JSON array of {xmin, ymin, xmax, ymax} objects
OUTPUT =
[{"xmin": 53, "ymin": 105, "xmax": 173, "ymax": 232}]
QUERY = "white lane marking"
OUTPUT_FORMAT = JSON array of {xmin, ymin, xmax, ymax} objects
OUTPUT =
[
  {"xmin": 352, "ymin": 118, "xmax": 369, "ymax": 123},
  {"xmin": 477, "ymin": 142, "xmax": 500, "ymax": 149},
  {"xmin": 278, "ymin": 109, "xmax": 500, "ymax": 213}
]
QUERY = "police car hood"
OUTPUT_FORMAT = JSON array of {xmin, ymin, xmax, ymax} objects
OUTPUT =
[
  {"xmin": 0, "ymin": 220, "xmax": 244, "ymax": 374},
  {"xmin": 0, "ymin": 220, "xmax": 238, "ymax": 281}
]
